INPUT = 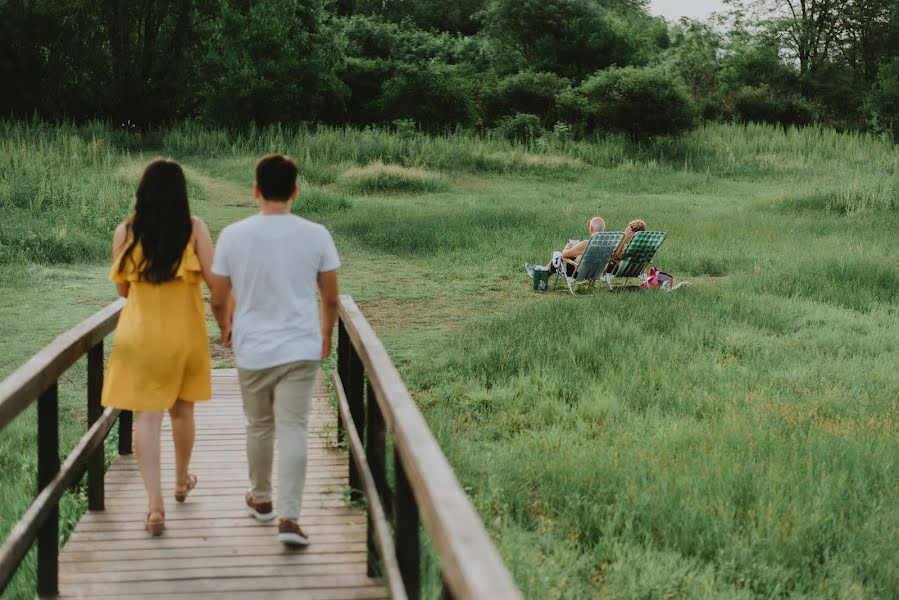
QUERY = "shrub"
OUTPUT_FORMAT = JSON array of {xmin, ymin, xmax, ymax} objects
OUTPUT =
[
  {"xmin": 579, "ymin": 66, "xmax": 697, "ymax": 139},
  {"xmin": 486, "ymin": 71, "xmax": 569, "ymax": 127},
  {"xmin": 374, "ymin": 63, "xmax": 478, "ymax": 131},
  {"xmin": 866, "ymin": 57, "xmax": 899, "ymax": 142},
  {"xmin": 335, "ymin": 161, "xmax": 450, "ymax": 194},
  {"xmin": 733, "ymin": 86, "xmax": 817, "ymax": 127},
  {"xmin": 494, "ymin": 113, "xmax": 545, "ymax": 144}
]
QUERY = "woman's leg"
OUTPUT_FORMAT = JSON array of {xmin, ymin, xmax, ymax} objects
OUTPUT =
[
  {"xmin": 169, "ymin": 399, "xmax": 196, "ymax": 492},
  {"xmin": 134, "ymin": 410, "xmax": 165, "ymax": 518}
]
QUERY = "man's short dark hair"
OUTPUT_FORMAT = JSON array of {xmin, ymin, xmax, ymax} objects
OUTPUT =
[{"xmin": 255, "ymin": 153, "xmax": 298, "ymax": 201}]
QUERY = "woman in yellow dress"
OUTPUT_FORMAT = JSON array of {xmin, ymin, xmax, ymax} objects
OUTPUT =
[{"xmin": 101, "ymin": 159, "xmax": 215, "ymax": 536}]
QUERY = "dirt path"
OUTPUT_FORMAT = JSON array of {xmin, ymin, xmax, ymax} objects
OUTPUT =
[{"xmin": 116, "ymin": 160, "xmax": 255, "ymax": 235}]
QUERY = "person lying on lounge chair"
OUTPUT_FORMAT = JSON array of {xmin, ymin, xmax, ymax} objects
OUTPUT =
[
  {"xmin": 525, "ymin": 216, "xmax": 605, "ymax": 279},
  {"xmin": 606, "ymin": 219, "xmax": 646, "ymax": 273}
]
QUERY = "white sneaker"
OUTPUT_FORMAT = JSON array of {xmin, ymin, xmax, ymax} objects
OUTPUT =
[{"xmin": 524, "ymin": 263, "xmax": 536, "ymax": 279}]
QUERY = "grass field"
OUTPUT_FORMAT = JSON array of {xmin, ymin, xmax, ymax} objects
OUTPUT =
[{"xmin": 1, "ymin": 121, "xmax": 897, "ymax": 599}]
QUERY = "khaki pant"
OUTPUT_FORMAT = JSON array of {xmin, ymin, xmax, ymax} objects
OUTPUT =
[{"xmin": 237, "ymin": 360, "xmax": 319, "ymax": 520}]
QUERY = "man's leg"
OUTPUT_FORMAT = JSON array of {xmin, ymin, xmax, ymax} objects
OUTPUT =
[
  {"xmin": 238, "ymin": 367, "xmax": 277, "ymax": 510},
  {"xmin": 273, "ymin": 361, "xmax": 319, "ymax": 523}
]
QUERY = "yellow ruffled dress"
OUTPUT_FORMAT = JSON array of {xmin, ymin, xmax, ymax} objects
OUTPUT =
[{"xmin": 101, "ymin": 241, "xmax": 212, "ymax": 411}]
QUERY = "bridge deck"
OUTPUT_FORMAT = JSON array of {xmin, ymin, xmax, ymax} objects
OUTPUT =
[{"xmin": 56, "ymin": 369, "xmax": 387, "ymax": 599}]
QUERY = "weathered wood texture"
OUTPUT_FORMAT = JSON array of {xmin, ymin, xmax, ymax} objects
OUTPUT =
[{"xmin": 56, "ymin": 369, "xmax": 387, "ymax": 599}]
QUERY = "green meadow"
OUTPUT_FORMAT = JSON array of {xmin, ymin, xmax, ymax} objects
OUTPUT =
[{"xmin": 1, "ymin": 121, "xmax": 897, "ymax": 598}]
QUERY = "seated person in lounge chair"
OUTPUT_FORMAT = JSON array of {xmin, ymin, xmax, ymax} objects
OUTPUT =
[
  {"xmin": 606, "ymin": 219, "xmax": 646, "ymax": 273},
  {"xmin": 525, "ymin": 216, "xmax": 605, "ymax": 279}
]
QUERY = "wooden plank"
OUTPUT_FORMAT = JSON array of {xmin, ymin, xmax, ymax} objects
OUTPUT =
[
  {"xmin": 61, "ymin": 561, "xmax": 365, "ymax": 583},
  {"xmin": 0, "ymin": 299, "xmax": 123, "ymax": 430},
  {"xmin": 58, "ymin": 588, "xmax": 388, "ymax": 600},
  {"xmin": 61, "ymin": 574, "xmax": 384, "ymax": 595},
  {"xmin": 59, "ymin": 552, "xmax": 368, "ymax": 573},
  {"xmin": 60, "ymin": 542, "xmax": 373, "ymax": 563},
  {"xmin": 338, "ymin": 295, "xmax": 521, "ymax": 599}
]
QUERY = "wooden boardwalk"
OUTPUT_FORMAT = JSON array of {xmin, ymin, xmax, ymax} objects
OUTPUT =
[{"xmin": 55, "ymin": 369, "xmax": 387, "ymax": 599}]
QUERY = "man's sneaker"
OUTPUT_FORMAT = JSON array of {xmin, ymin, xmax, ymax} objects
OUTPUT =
[
  {"xmin": 525, "ymin": 262, "xmax": 536, "ymax": 279},
  {"xmin": 278, "ymin": 518, "xmax": 310, "ymax": 547},
  {"xmin": 245, "ymin": 492, "xmax": 276, "ymax": 522}
]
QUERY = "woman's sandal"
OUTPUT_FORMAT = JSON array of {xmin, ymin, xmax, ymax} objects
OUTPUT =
[
  {"xmin": 145, "ymin": 511, "xmax": 165, "ymax": 537},
  {"xmin": 174, "ymin": 473, "xmax": 198, "ymax": 503}
]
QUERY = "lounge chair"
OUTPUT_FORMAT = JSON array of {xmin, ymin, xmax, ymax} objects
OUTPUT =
[
  {"xmin": 555, "ymin": 231, "xmax": 624, "ymax": 295},
  {"xmin": 601, "ymin": 231, "xmax": 667, "ymax": 289}
]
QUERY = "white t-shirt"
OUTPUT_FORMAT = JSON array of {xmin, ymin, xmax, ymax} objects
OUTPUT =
[{"xmin": 212, "ymin": 213, "xmax": 340, "ymax": 370}]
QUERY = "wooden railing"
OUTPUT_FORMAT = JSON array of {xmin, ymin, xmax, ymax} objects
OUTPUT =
[
  {"xmin": 334, "ymin": 295, "xmax": 521, "ymax": 600},
  {"xmin": 0, "ymin": 298, "xmax": 130, "ymax": 598}
]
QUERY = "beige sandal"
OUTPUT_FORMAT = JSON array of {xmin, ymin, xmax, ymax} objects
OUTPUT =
[
  {"xmin": 174, "ymin": 473, "xmax": 197, "ymax": 503},
  {"xmin": 145, "ymin": 511, "xmax": 165, "ymax": 537}
]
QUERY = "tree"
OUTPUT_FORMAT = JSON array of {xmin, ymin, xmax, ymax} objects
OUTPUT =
[
  {"xmin": 480, "ymin": 0, "xmax": 643, "ymax": 79},
  {"xmin": 196, "ymin": 0, "xmax": 347, "ymax": 126}
]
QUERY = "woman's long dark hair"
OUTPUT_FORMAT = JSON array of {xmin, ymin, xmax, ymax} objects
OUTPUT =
[{"xmin": 118, "ymin": 159, "xmax": 192, "ymax": 284}]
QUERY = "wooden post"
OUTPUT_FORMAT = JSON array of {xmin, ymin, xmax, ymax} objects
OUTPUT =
[
  {"xmin": 86, "ymin": 342, "xmax": 104, "ymax": 511},
  {"xmin": 37, "ymin": 382, "xmax": 59, "ymax": 598},
  {"xmin": 346, "ymin": 345, "xmax": 365, "ymax": 499},
  {"xmin": 118, "ymin": 410, "xmax": 132, "ymax": 455},
  {"xmin": 336, "ymin": 319, "xmax": 349, "ymax": 440},
  {"xmin": 394, "ymin": 454, "xmax": 420, "ymax": 600},
  {"xmin": 366, "ymin": 380, "xmax": 388, "ymax": 576},
  {"xmin": 366, "ymin": 380, "xmax": 390, "ymax": 518}
]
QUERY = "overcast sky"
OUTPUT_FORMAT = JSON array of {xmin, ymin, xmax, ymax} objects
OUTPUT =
[{"xmin": 648, "ymin": 0, "xmax": 728, "ymax": 21}]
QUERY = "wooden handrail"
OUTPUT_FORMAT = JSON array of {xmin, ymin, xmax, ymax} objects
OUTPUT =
[
  {"xmin": 0, "ymin": 298, "xmax": 124, "ymax": 431},
  {"xmin": 0, "ymin": 299, "xmax": 130, "ymax": 597},
  {"xmin": 336, "ymin": 295, "xmax": 521, "ymax": 599}
]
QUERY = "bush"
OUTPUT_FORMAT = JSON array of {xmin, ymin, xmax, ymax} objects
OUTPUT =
[
  {"xmin": 579, "ymin": 66, "xmax": 697, "ymax": 139},
  {"xmin": 733, "ymin": 86, "xmax": 817, "ymax": 127},
  {"xmin": 494, "ymin": 113, "xmax": 545, "ymax": 144},
  {"xmin": 374, "ymin": 63, "xmax": 478, "ymax": 131},
  {"xmin": 486, "ymin": 71, "xmax": 569, "ymax": 127},
  {"xmin": 335, "ymin": 161, "xmax": 450, "ymax": 194},
  {"xmin": 866, "ymin": 58, "xmax": 899, "ymax": 141}
]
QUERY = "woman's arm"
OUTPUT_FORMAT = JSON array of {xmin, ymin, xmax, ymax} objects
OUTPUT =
[
  {"xmin": 192, "ymin": 217, "xmax": 216, "ymax": 289},
  {"xmin": 112, "ymin": 222, "xmax": 130, "ymax": 298}
]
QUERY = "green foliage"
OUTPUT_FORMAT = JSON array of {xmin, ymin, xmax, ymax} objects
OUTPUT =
[
  {"xmin": 374, "ymin": 63, "xmax": 479, "ymax": 131},
  {"xmin": 195, "ymin": 0, "xmax": 347, "ymax": 125},
  {"xmin": 866, "ymin": 57, "xmax": 899, "ymax": 141},
  {"xmin": 481, "ymin": 0, "xmax": 644, "ymax": 79},
  {"xmin": 494, "ymin": 113, "xmax": 545, "ymax": 144},
  {"xmin": 579, "ymin": 66, "xmax": 697, "ymax": 139},
  {"xmin": 292, "ymin": 187, "xmax": 353, "ymax": 216},
  {"xmin": 732, "ymin": 86, "xmax": 818, "ymax": 127},
  {"xmin": 485, "ymin": 71, "xmax": 569, "ymax": 127},
  {"xmin": 353, "ymin": 0, "xmax": 488, "ymax": 35},
  {"xmin": 0, "ymin": 122, "xmax": 132, "ymax": 264}
]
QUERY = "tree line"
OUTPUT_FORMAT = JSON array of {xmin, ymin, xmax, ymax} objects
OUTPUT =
[{"xmin": 2, "ymin": 0, "xmax": 897, "ymax": 140}]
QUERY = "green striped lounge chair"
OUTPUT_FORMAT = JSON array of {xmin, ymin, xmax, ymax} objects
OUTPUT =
[
  {"xmin": 602, "ymin": 230, "xmax": 667, "ymax": 289},
  {"xmin": 556, "ymin": 231, "xmax": 624, "ymax": 295}
]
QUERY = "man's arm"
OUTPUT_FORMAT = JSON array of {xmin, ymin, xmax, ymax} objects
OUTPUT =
[
  {"xmin": 562, "ymin": 239, "xmax": 589, "ymax": 260},
  {"xmin": 317, "ymin": 270, "xmax": 339, "ymax": 360},
  {"xmin": 210, "ymin": 274, "xmax": 234, "ymax": 348}
]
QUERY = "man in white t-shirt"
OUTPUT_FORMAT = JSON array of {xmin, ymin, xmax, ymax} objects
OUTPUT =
[{"xmin": 210, "ymin": 153, "xmax": 340, "ymax": 548}]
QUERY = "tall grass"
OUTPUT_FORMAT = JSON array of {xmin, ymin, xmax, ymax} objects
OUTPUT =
[
  {"xmin": 0, "ymin": 121, "xmax": 133, "ymax": 264},
  {"xmin": 1, "ymin": 119, "xmax": 898, "ymax": 599}
]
